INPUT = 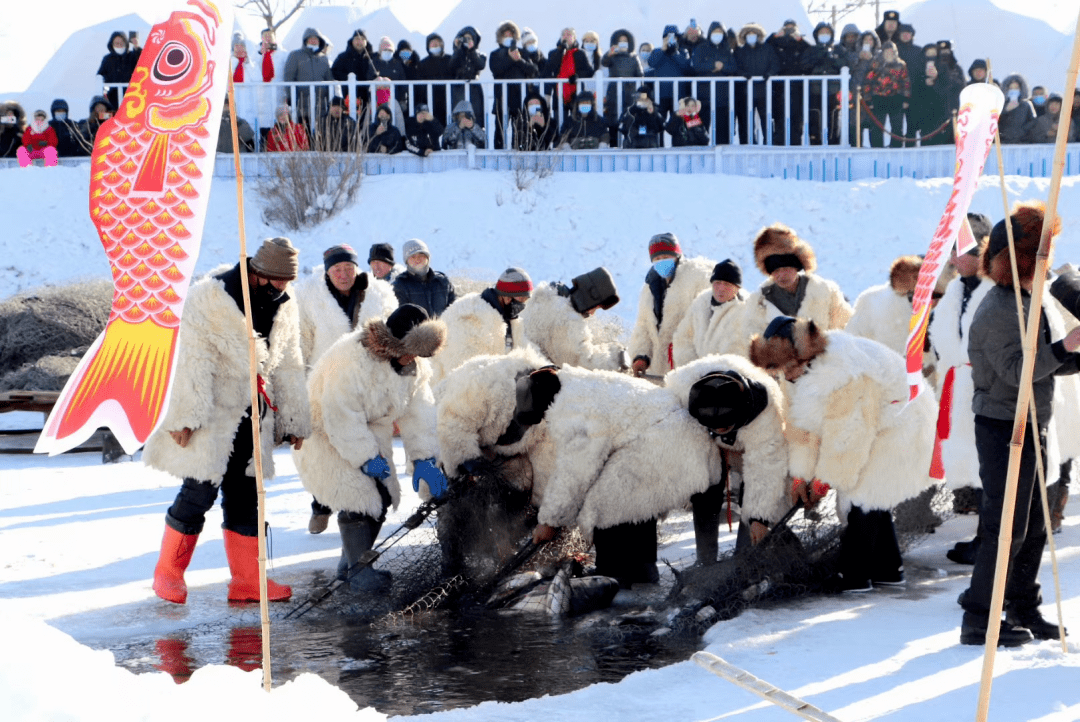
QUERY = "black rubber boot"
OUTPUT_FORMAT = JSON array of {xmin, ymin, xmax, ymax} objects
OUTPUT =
[
  {"xmin": 960, "ymin": 612, "xmax": 1033, "ymax": 647},
  {"xmin": 1006, "ymin": 606, "xmax": 1067, "ymax": 641},
  {"xmin": 691, "ymin": 484, "xmax": 723, "ymax": 566},
  {"xmin": 947, "ymin": 535, "xmax": 980, "ymax": 564},
  {"xmin": 339, "ymin": 515, "xmax": 391, "ymax": 593}
]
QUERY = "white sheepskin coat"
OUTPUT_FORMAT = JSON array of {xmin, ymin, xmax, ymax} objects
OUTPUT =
[
  {"xmin": 741, "ymin": 273, "xmax": 853, "ymax": 340},
  {"xmin": 539, "ymin": 366, "xmax": 724, "ymax": 540},
  {"xmin": 142, "ymin": 267, "xmax": 311, "ymax": 484},
  {"xmin": 627, "ymin": 256, "xmax": 715, "ymax": 375},
  {"xmin": 520, "ymin": 283, "xmax": 625, "ymax": 371},
  {"xmin": 293, "ymin": 331, "xmax": 439, "ymax": 517},
  {"xmin": 430, "ymin": 292, "xmax": 532, "ymax": 383},
  {"xmin": 784, "ymin": 331, "xmax": 936, "ymax": 511},
  {"xmin": 671, "ymin": 289, "xmax": 750, "ymax": 366},
  {"xmin": 294, "ymin": 267, "xmax": 397, "ymax": 369},
  {"xmin": 665, "ymin": 355, "xmax": 791, "ymax": 525},
  {"xmin": 846, "ymin": 283, "xmax": 914, "ymax": 356},
  {"xmin": 928, "ymin": 276, "xmax": 992, "ymax": 490},
  {"xmin": 435, "ymin": 349, "xmax": 557, "ymax": 507}
]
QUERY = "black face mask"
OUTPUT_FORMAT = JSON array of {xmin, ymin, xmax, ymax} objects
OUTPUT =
[
  {"xmin": 503, "ymin": 299, "xmax": 526, "ymax": 319},
  {"xmin": 253, "ymin": 281, "xmax": 285, "ymax": 305}
]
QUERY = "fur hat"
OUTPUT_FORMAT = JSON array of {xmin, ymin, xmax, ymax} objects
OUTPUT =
[
  {"xmin": 495, "ymin": 267, "xmax": 534, "ymax": 297},
  {"xmin": 250, "ymin": 237, "xmax": 299, "ymax": 280},
  {"xmin": 889, "ymin": 255, "xmax": 922, "ymax": 295},
  {"xmin": 710, "ymin": 259, "xmax": 743, "ymax": 286},
  {"xmin": 361, "ymin": 304, "xmax": 446, "ymax": 360},
  {"xmin": 521, "ymin": 27, "xmax": 538, "ymax": 48},
  {"xmin": 749, "ymin": 317, "xmax": 828, "ymax": 375},
  {"xmin": 753, "ymin": 223, "xmax": 817, "ymax": 275},
  {"xmin": 569, "ymin": 267, "xmax": 619, "ymax": 312},
  {"xmin": 981, "ymin": 201, "xmax": 1059, "ymax": 287},
  {"xmin": 649, "ymin": 232, "xmax": 682, "ymax": 260}
]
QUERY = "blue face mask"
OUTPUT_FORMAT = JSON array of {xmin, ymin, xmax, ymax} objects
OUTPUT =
[
  {"xmin": 1033, "ymin": 95, "xmax": 1046, "ymax": 106},
  {"xmin": 578, "ymin": 104, "xmax": 592, "ymax": 114},
  {"xmin": 653, "ymin": 258, "xmax": 677, "ymax": 279},
  {"xmin": 429, "ymin": 45, "xmax": 443, "ymax": 56},
  {"xmin": 400, "ymin": 50, "xmax": 412, "ymax": 60}
]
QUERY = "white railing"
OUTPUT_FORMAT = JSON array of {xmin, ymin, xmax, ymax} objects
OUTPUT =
[{"xmin": 102, "ymin": 71, "xmax": 853, "ymax": 150}]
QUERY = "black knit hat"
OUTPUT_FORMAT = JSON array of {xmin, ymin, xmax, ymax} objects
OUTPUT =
[
  {"xmin": 386, "ymin": 303, "xmax": 429, "ymax": 339},
  {"xmin": 323, "ymin": 243, "xmax": 358, "ymax": 268},
  {"xmin": 368, "ymin": 242, "xmax": 394, "ymax": 265},
  {"xmin": 710, "ymin": 259, "xmax": 743, "ymax": 286}
]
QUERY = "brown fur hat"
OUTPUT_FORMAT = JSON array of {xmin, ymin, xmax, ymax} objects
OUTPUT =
[
  {"xmin": 496, "ymin": 20, "xmax": 521, "ymax": 41},
  {"xmin": 361, "ymin": 316, "xmax": 447, "ymax": 361},
  {"xmin": 889, "ymin": 255, "xmax": 922, "ymax": 295},
  {"xmin": 753, "ymin": 223, "xmax": 817, "ymax": 275},
  {"xmin": 749, "ymin": 317, "xmax": 829, "ymax": 377},
  {"xmin": 981, "ymin": 201, "xmax": 1060, "ymax": 287}
]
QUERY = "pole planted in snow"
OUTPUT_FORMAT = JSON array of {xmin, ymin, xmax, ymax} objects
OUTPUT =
[
  {"xmin": 975, "ymin": 14, "xmax": 1080, "ymax": 720},
  {"xmin": 227, "ymin": 74, "xmax": 274, "ymax": 693}
]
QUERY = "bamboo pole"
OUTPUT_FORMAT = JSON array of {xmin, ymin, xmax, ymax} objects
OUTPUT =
[
  {"xmin": 227, "ymin": 75, "xmax": 273, "ymax": 693},
  {"xmin": 692, "ymin": 652, "xmax": 841, "ymax": 722},
  {"xmin": 975, "ymin": 17, "xmax": 1080, "ymax": 721},
  {"xmin": 988, "ymin": 59, "xmax": 1069, "ymax": 656}
]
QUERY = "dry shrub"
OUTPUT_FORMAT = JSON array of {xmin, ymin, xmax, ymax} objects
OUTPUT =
[
  {"xmin": 256, "ymin": 148, "xmax": 366, "ymax": 231},
  {"xmin": 0, "ymin": 280, "xmax": 112, "ymax": 378}
]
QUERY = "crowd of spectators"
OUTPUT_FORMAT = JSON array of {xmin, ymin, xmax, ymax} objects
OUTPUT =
[{"xmin": 3, "ymin": 11, "xmax": 1079, "ymax": 161}]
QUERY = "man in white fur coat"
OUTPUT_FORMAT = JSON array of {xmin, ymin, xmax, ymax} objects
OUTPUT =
[
  {"xmin": 294, "ymin": 304, "xmax": 448, "ymax": 593},
  {"xmin": 666, "ymin": 354, "xmax": 790, "ymax": 564},
  {"xmin": 520, "ymin": 267, "xmax": 627, "ymax": 371},
  {"xmin": 430, "ymin": 267, "xmax": 537, "ymax": 383},
  {"xmin": 741, "ymin": 223, "xmax": 853, "ymax": 341},
  {"xmin": 293, "ymin": 243, "xmax": 397, "ymax": 534},
  {"xmin": 672, "ymin": 259, "xmax": 750, "ymax": 366},
  {"xmin": 750, "ymin": 316, "xmax": 936, "ymax": 592},
  {"xmin": 628, "ymin": 233, "xmax": 715, "ymax": 377},
  {"xmin": 145, "ymin": 238, "xmax": 311, "ymax": 605}
]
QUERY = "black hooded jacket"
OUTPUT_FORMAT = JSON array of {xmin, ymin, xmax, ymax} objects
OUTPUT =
[
  {"xmin": 691, "ymin": 21, "xmax": 738, "ymax": 77},
  {"xmin": 450, "ymin": 26, "xmax": 486, "ymax": 80},
  {"xmin": 96, "ymin": 31, "xmax": 142, "ymax": 84},
  {"xmin": 558, "ymin": 91, "xmax": 609, "ymax": 148},
  {"xmin": 801, "ymin": 23, "xmax": 843, "ymax": 76},
  {"xmin": 49, "ymin": 99, "xmax": 88, "ymax": 157},
  {"xmin": 515, "ymin": 90, "xmax": 557, "ymax": 150},
  {"xmin": 331, "ymin": 31, "xmax": 378, "ymax": 86},
  {"xmin": 418, "ymin": 33, "xmax": 452, "ymax": 79}
]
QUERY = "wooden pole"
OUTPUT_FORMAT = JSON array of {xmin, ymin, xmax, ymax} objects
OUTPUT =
[
  {"xmin": 975, "ymin": 16, "xmax": 1080, "ymax": 720},
  {"xmin": 227, "ymin": 74, "xmax": 273, "ymax": 693},
  {"xmin": 988, "ymin": 59, "xmax": 1069, "ymax": 655}
]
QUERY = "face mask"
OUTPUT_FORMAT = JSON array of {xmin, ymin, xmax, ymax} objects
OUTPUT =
[
  {"xmin": 667, "ymin": 35, "xmax": 677, "ymax": 47},
  {"xmin": 616, "ymin": 42, "xmax": 627, "ymax": 52},
  {"xmin": 307, "ymin": 42, "xmax": 319, "ymax": 52},
  {"xmin": 1007, "ymin": 89, "xmax": 1020, "ymax": 101},
  {"xmin": 862, "ymin": 43, "xmax": 872, "ymax": 52},
  {"xmin": 578, "ymin": 104, "xmax": 592, "ymax": 114},
  {"xmin": 400, "ymin": 50, "xmax": 412, "ymax": 60},
  {"xmin": 528, "ymin": 104, "xmax": 541, "ymax": 115},
  {"xmin": 653, "ymin": 258, "xmax": 677, "ymax": 279},
  {"xmin": 253, "ymin": 281, "xmax": 284, "ymax": 305},
  {"xmin": 55, "ymin": 112, "xmax": 67, "ymax": 121},
  {"xmin": 586, "ymin": 42, "xmax": 599, "ymax": 53},
  {"xmin": 429, "ymin": 45, "xmax": 442, "ymax": 56},
  {"xmin": 818, "ymin": 34, "xmax": 831, "ymax": 44},
  {"xmin": 502, "ymin": 37, "xmax": 514, "ymax": 48},
  {"xmin": 408, "ymin": 261, "xmax": 429, "ymax": 276},
  {"xmin": 381, "ymin": 50, "xmax": 393, "ymax": 61},
  {"xmin": 114, "ymin": 44, "xmax": 127, "ymax": 54},
  {"xmin": 636, "ymin": 100, "xmax": 648, "ymax": 108},
  {"xmin": 1033, "ymin": 96, "xmax": 1047, "ymax": 106},
  {"xmin": 525, "ymin": 42, "xmax": 537, "ymax": 53},
  {"xmin": 504, "ymin": 299, "xmax": 526, "ymax": 319},
  {"xmin": 746, "ymin": 35, "xmax": 758, "ymax": 47},
  {"xmin": 640, "ymin": 51, "xmax": 650, "ymax": 60},
  {"xmin": 710, "ymin": 33, "xmax": 723, "ymax": 44},
  {"xmin": 0, "ymin": 115, "xmax": 15, "ymax": 125}
]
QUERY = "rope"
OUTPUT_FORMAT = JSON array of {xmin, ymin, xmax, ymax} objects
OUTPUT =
[{"xmin": 858, "ymin": 95, "xmax": 952, "ymax": 143}]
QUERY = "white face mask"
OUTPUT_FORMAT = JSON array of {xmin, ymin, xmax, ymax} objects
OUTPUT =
[
  {"xmin": 55, "ymin": 112, "xmax": 67, "ymax": 121},
  {"xmin": 528, "ymin": 104, "xmax": 541, "ymax": 115},
  {"xmin": 862, "ymin": 43, "xmax": 872, "ymax": 52},
  {"xmin": 307, "ymin": 42, "xmax": 319, "ymax": 52},
  {"xmin": 381, "ymin": 50, "xmax": 393, "ymax": 62},
  {"xmin": 429, "ymin": 45, "xmax": 443, "ymax": 56},
  {"xmin": 666, "ymin": 35, "xmax": 677, "ymax": 47},
  {"xmin": 502, "ymin": 37, "xmax": 514, "ymax": 48},
  {"xmin": 710, "ymin": 33, "xmax": 723, "ymax": 44},
  {"xmin": 586, "ymin": 42, "xmax": 599, "ymax": 52},
  {"xmin": 818, "ymin": 34, "xmax": 832, "ymax": 44},
  {"xmin": 525, "ymin": 42, "xmax": 536, "ymax": 52},
  {"xmin": 746, "ymin": 35, "xmax": 758, "ymax": 47},
  {"xmin": 616, "ymin": 42, "xmax": 627, "ymax": 52}
]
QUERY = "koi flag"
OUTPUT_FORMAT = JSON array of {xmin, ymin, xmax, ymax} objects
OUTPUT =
[
  {"xmin": 36, "ymin": 0, "xmax": 232, "ymax": 456},
  {"xmin": 906, "ymin": 83, "xmax": 1004, "ymax": 401}
]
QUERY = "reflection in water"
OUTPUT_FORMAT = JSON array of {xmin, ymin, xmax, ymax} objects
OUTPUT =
[{"xmin": 131, "ymin": 607, "xmax": 698, "ymax": 716}]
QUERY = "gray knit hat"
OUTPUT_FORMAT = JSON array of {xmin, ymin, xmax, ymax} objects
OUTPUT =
[
  {"xmin": 250, "ymin": 237, "xmax": 299, "ymax": 281},
  {"xmin": 402, "ymin": 238, "xmax": 430, "ymax": 261},
  {"xmin": 495, "ymin": 267, "xmax": 534, "ymax": 297}
]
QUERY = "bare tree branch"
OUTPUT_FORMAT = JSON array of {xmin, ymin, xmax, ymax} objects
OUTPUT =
[{"xmin": 235, "ymin": 0, "xmax": 314, "ymax": 32}]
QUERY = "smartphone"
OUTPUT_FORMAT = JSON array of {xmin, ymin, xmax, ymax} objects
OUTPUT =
[
  {"xmin": 690, "ymin": 19, "xmax": 697, "ymax": 29},
  {"xmin": 129, "ymin": 31, "xmax": 138, "ymax": 42}
]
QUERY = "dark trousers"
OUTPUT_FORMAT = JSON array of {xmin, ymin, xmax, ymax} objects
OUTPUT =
[
  {"xmin": 772, "ymin": 82, "xmax": 804, "ymax": 145},
  {"xmin": 311, "ymin": 497, "xmax": 332, "ymax": 515},
  {"xmin": 869, "ymin": 95, "xmax": 906, "ymax": 148},
  {"xmin": 165, "ymin": 412, "xmax": 259, "ymax": 537},
  {"xmin": 837, "ymin": 505, "xmax": 903, "ymax": 584},
  {"xmin": 963, "ymin": 416, "xmax": 1047, "ymax": 616},
  {"xmin": 593, "ymin": 519, "xmax": 658, "ymax": 584}
]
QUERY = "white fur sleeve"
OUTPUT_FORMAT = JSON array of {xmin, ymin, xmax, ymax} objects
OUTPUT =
[
  {"xmin": 320, "ymin": 365, "xmax": 381, "ymax": 468},
  {"xmin": 737, "ymin": 406, "xmax": 791, "ymax": 524},
  {"xmin": 271, "ymin": 306, "xmax": 312, "ymax": 442},
  {"xmin": 627, "ymin": 286, "xmax": 656, "ymax": 363},
  {"xmin": 671, "ymin": 301, "xmax": 700, "ymax": 368},
  {"xmin": 397, "ymin": 377, "xmax": 440, "ymax": 463}
]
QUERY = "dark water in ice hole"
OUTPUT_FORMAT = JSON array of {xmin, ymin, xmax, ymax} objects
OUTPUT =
[{"xmin": 106, "ymin": 605, "xmax": 702, "ymax": 716}]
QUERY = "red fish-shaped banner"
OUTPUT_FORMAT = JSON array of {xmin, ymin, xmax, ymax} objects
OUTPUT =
[
  {"xmin": 905, "ymin": 83, "xmax": 1004, "ymax": 401},
  {"xmin": 37, "ymin": 0, "xmax": 232, "ymax": 455}
]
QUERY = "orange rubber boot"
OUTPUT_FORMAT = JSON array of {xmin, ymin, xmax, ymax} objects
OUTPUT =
[
  {"xmin": 222, "ymin": 528, "xmax": 292, "ymax": 602},
  {"xmin": 152, "ymin": 525, "xmax": 199, "ymax": 604}
]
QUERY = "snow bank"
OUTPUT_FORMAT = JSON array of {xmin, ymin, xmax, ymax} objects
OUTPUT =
[{"xmin": 0, "ymin": 614, "xmax": 385, "ymax": 722}]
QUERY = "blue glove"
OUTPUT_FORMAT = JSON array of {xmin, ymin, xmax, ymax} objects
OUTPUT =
[
  {"xmin": 412, "ymin": 458, "xmax": 449, "ymax": 500},
  {"xmin": 361, "ymin": 455, "xmax": 391, "ymax": 482}
]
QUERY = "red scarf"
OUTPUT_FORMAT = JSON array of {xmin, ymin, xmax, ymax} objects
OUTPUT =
[
  {"xmin": 233, "ymin": 58, "xmax": 244, "ymax": 83},
  {"xmin": 684, "ymin": 114, "xmax": 702, "ymax": 128},
  {"xmin": 558, "ymin": 49, "xmax": 577, "ymax": 103},
  {"xmin": 261, "ymin": 51, "xmax": 275, "ymax": 82}
]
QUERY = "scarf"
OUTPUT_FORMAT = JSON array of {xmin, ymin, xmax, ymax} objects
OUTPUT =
[
  {"xmin": 233, "ymin": 57, "xmax": 244, "ymax": 83},
  {"xmin": 261, "ymin": 51, "xmax": 275, "ymax": 82}
]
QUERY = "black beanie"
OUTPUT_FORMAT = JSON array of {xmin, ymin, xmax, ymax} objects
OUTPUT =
[
  {"xmin": 386, "ymin": 303, "xmax": 429, "ymax": 339},
  {"xmin": 368, "ymin": 242, "xmax": 394, "ymax": 265},
  {"xmin": 710, "ymin": 259, "xmax": 743, "ymax": 286},
  {"xmin": 323, "ymin": 243, "xmax": 358, "ymax": 268},
  {"xmin": 986, "ymin": 217, "xmax": 1022, "ymax": 261}
]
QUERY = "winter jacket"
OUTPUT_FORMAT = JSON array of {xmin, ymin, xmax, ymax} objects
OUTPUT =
[
  {"xmin": 450, "ymin": 26, "xmax": 486, "ymax": 80},
  {"xmin": 969, "ymin": 286, "xmax": 1080, "ymax": 423},
  {"xmin": 294, "ymin": 320, "xmax": 441, "ymax": 517},
  {"xmin": 998, "ymin": 74, "xmax": 1037, "ymax": 144},
  {"xmin": 418, "ymin": 33, "xmax": 453, "ymax": 80},
  {"xmin": 97, "ymin": 32, "xmax": 142, "ymax": 108},
  {"xmin": 742, "ymin": 273, "xmax": 853, "ymax": 340},
  {"xmin": 671, "ymin": 289, "xmax": 749, "ymax": 365},
  {"xmin": 628, "ymin": 255, "xmax": 715, "ymax": 375},
  {"xmin": 801, "ymin": 24, "xmax": 843, "ymax": 77},
  {"xmin": 835, "ymin": 23, "xmax": 862, "ymax": 69},
  {"xmin": 846, "ymin": 283, "xmax": 915, "ymax": 356},
  {"xmin": 667, "ymin": 355, "xmax": 791, "ymax": 525},
  {"xmin": 735, "ymin": 25, "xmax": 781, "ymax": 97},
  {"xmin": 313, "ymin": 112, "xmax": 358, "ymax": 152},
  {"xmin": 766, "ymin": 28, "xmax": 810, "ymax": 76},
  {"xmin": 367, "ymin": 111, "xmax": 404, "ymax": 154},
  {"xmin": 543, "ymin": 42, "xmax": 594, "ymax": 103},
  {"xmin": 441, "ymin": 100, "xmax": 487, "ymax": 148},
  {"xmin": 849, "ymin": 32, "xmax": 881, "ymax": 89},
  {"xmin": 601, "ymin": 30, "xmax": 642, "ymax": 77},
  {"xmin": 331, "ymin": 35, "xmax": 378, "ymax": 103},
  {"xmin": 284, "ymin": 29, "xmax": 335, "ymax": 113},
  {"xmin": 295, "ymin": 268, "xmax": 397, "ymax": 369},
  {"xmin": 929, "ymin": 274, "xmax": 992, "ymax": 490},
  {"xmin": 520, "ymin": 283, "xmax": 626, "ymax": 371},
  {"xmin": 1029, "ymin": 102, "xmax": 1079, "ymax": 143},
  {"xmin": 647, "ymin": 34, "xmax": 691, "ymax": 103},
  {"xmin": 691, "ymin": 22, "xmax": 739, "ymax": 77},
  {"xmin": 265, "ymin": 121, "xmax": 309, "ymax": 152},
  {"xmin": 558, "ymin": 91, "xmax": 609, "ymax": 148},
  {"xmin": 784, "ymin": 331, "xmax": 937, "ymax": 511},
  {"xmin": 396, "ymin": 40, "xmax": 420, "ymax": 80},
  {"xmin": 77, "ymin": 95, "xmax": 112, "ymax": 149},
  {"xmin": 142, "ymin": 263, "xmax": 311, "ymax": 484},
  {"xmin": 490, "ymin": 38, "xmax": 539, "ymax": 115},
  {"xmin": 666, "ymin": 111, "xmax": 710, "ymax": 146},
  {"xmin": 392, "ymin": 267, "xmax": 456, "ymax": 318},
  {"xmin": 404, "ymin": 116, "xmax": 444, "ymax": 155},
  {"xmin": 429, "ymin": 289, "xmax": 533, "ymax": 383},
  {"xmin": 21, "ymin": 124, "xmax": 57, "ymax": 150},
  {"xmin": 865, "ymin": 58, "xmax": 910, "ymax": 98},
  {"xmin": 515, "ymin": 91, "xmax": 557, "ymax": 150},
  {"xmin": 216, "ymin": 111, "xmax": 255, "ymax": 153},
  {"xmin": 620, "ymin": 101, "xmax": 664, "ymax": 148},
  {"xmin": 49, "ymin": 99, "xmax": 87, "ymax": 157}
]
